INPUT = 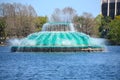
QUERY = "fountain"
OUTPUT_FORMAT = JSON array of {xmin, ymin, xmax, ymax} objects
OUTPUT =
[{"xmin": 11, "ymin": 22, "xmax": 104, "ymax": 52}]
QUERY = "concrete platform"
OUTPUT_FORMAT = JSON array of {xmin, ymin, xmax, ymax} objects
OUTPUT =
[{"xmin": 11, "ymin": 46, "xmax": 104, "ymax": 52}]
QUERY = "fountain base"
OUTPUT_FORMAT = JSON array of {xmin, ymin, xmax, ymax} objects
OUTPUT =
[
  {"xmin": 11, "ymin": 46, "xmax": 104, "ymax": 52},
  {"xmin": 10, "ymin": 23, "xmax": 105, "ymax": 52}
]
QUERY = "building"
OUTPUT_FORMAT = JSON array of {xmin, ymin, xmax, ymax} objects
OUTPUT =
[{"xmin": 101, "ymin": 0, "xmax": 120, "ymax": 18}]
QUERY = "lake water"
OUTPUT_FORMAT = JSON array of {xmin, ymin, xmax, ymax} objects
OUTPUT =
[{"xmin": 0, "ymin": 46, "xmax": 120, "ymax": 80}]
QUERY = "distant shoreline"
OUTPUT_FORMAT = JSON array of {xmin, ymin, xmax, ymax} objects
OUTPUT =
[{"xmin": 0, "ymin": 44, "xmax": 6, "ymax": 46}]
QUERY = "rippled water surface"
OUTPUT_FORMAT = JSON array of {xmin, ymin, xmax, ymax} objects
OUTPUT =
[{"xmin": 0, "ymin": 46, "xmax": 120, "ymax": 80}]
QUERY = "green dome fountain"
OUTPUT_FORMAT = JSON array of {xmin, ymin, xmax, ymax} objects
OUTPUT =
[{"xmin": 11, "ymin": 22, "xmax": 104, "ymax": 52}]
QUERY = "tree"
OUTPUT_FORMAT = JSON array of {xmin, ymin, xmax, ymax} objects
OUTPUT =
[
  {"xmin": 0, "ymin": 19, "xmax": 6, "ymax": 44},
  {"xmin": 93, "ymin": 14, "xmax": 103, "ymax": 37},
  {"xmin": 0, "ymin": 3, "xmax": 37, "ymax": 37},
  {"xmin": 99, "ymin": 16, "xmax": 112, "ymax": 38},
  {"xmin": 107, "ymin": 16, "xmax": 120, "ymax": 45},
  {"xmin": 50, "ymin": 8, "xmax": 61, "ymax": 22},
  {"xmin": 50, "ymin": 7, "xmax": 77, "ymax": 22},
  {"xmin": 34, "ymin": 16, "xmax": 48, "ymax": 31},
  {"xmin": 73, "ymin": 15, "xmax": 84, "ymax": 32},
  {"xmin": 62, "ymin": 7, "xmax": 77, "ymax": 22},
  {"xmin": 73, "ymin": 12, "xmax": 96, "ymax": 36}
]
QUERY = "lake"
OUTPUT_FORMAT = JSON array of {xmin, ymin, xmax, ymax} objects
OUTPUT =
[{"xmin": 0, "ymin": 46, "xmax": 120, "ymax": 80}]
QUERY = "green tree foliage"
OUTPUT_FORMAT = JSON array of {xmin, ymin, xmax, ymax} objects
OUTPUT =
[
  {"xmin": 73, "ymin": 16, "xmax": 84, "ymax": 32},
  {"xmin": 94, "ymin": 14, "xmax": 102, "ymax": 37},
  {"xmin": 107, "ymin": 16, "xmax": 120, "ymax": 45},
  {"xmin": 99, "ymin": 16, "xmax": 112, "ymax": 38},
  {"xmin": 34, "ymin": 16, "xmax": 48, "ymax": 31},
  {"xmin": 0, "ymin": 19, "xmax": 6, "ymax": 44}
]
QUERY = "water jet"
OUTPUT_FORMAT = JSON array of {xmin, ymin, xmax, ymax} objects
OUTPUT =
[{"xmin": 11, "ymin": 22, "xmax": 104, "ymax": 52}]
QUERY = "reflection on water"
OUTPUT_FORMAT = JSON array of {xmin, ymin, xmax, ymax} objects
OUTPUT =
[{"xmin": 0, "ymin": 46, "xmax": 120, "ymax": 80}]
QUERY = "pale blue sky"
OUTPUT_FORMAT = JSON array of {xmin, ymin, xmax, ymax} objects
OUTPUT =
[{"xmin": 0, "ymin": 0, "xmax": 101, "ymax": 17}]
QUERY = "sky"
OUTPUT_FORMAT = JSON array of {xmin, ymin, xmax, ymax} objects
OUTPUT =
[{"xmin": 0, "ymin": 0, "xmax": 101, "ymax": 17}]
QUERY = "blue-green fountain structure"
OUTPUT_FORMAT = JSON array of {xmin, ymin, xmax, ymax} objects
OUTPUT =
[{"xmin": 11, "ymin": 22, "xmax": 104, "ymax": 52}]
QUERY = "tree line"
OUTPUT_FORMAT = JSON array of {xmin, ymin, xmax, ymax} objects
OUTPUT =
[
  {"xmin": 99, "ymin": 15, "xmax": 120, "ymax": 45},
  {"xmin": 0, "ymin": 3, "xmax": 47, "ymax": 44}
]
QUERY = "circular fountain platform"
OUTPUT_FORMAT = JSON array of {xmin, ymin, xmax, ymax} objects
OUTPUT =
[{"xmin": 11, "ymin": 22, "xmax": 104, "ymax": 52}]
